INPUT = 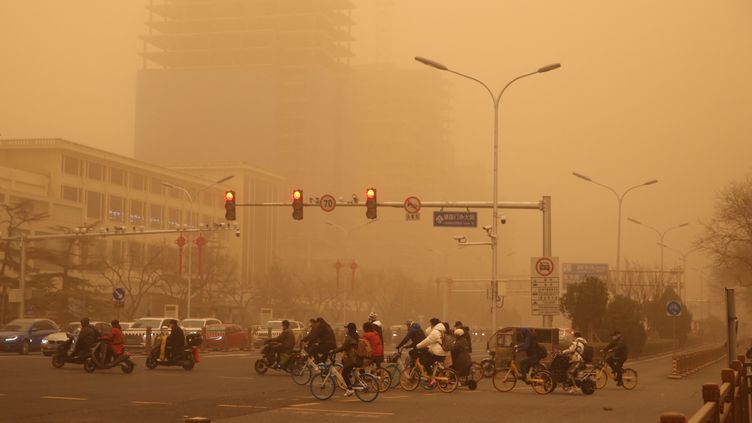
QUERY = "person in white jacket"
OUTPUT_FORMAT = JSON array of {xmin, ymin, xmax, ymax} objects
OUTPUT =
[
  {"xmin": 416, "ymin": 318, "xmax": 447, "ymax": 382},
  {"xmin": 561, "ymin": 332, "xmax": 587, "ymax": 380}
]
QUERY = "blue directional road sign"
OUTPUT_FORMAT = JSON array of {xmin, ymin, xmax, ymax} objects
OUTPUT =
[
  {"xmin": 666, "ymin": 300, "xmax": 682, "ymax": 317},
  {"xmin": 433, "ymin": 211, "xmax": 477, "ymax": 227},
  {"xmin": 113, "ymin": 288, "xmax": 126, "ymax": 302}
]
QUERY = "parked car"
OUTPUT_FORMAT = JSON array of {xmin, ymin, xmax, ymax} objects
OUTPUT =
[
  {"xmin": 0, "ymin": 319, "xmax": 60, "ymax": 354},
  {"xmin": 119, "ymin": 321, "xmax": 134, "ymax": 331},
  {"xmin": 180, "ymin": 318, "xmax": 222, "ymax": 335},
  {"xmin": 123, "ymin": 317, "xmax": 178, "ymax": 348},
  {"xmin": 252, "ymin": 320, "xmax": 304, "ymax": 348},
  {"xmin": 41, "ymin": 321, "xmax": 111, "ymax": 356},
  {"xmin": 204, "ymin": 324, "xmax": 248, "ymax": 350}
]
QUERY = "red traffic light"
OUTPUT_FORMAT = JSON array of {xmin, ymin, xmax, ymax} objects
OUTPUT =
[
  {"xmin": 225, "ymin": 191, "xmax": 235, "ymax": 201},
  {"xmin": 366, "ymin": 188, "xmax": 376, "ymax": 199},
  {"xmin": 292, "ymin": 190, "xmax": 302, "ymax": 201}
]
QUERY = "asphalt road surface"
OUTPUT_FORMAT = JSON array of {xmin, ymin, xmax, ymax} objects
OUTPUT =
[{"xmin": 0, "ymin": 350, "xmax": 726, "ymax": 423}]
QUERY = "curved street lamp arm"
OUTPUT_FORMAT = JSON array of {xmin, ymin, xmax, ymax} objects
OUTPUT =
[
  {"xmin": 446, "ymin": 69, "xmax": 497, "ymax": 105},
  {"xmin": 620, "ymin": 182, "xmax": 656, "ymax": 202},
  {"xmin": 495, "ymin": 71, "xmax": 540, "ymax": 105}
]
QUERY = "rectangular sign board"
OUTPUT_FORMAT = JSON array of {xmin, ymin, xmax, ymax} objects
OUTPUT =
[
  {"xmin": 562, "ymin": 262, "xmax": 609, "ymax": 291},
  {"xmin": 530, "ymin": 257, "xmax": 560, "ymax": 316},
  {"xmin": 433, "ymin": 211, "xmax": 477, "ymax": 227}
]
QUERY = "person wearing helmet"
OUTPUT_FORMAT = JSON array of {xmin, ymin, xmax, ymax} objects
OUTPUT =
[{"xmin": 367, "ymin": 312, "xmax": 384, "ymax": 344}]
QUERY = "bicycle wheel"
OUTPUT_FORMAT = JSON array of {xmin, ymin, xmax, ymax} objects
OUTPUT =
[
  {"xmin": 594, "ymin": 365, "xmax": 608, "ymax": 389},
  {"xmin": 371, "ymin": 367, "xmax": 392, "ymax": 393},
  {"xmin": 481, "ymin": 359, "xmax": 495, "ymax": 378},
  {"xmin": 492, "ymin": 368, "xmax": 517, "ymax": 392},
  {"xmin": 292, "ymin": 363, "xmax": 312, "ymax": 385},
  {"xmin": 437, "ymin": 368, "xmax": 459, "ymax": 393},
  {"xmin": 354, "ymin": 373, "xmax": 380, "ymax": 403},
  {"xmin": 530, "ymin": 370, "xmax": 554, "ymax": 395},
  {"xmin": 384, "ymin": 363, "xmax": 401, "ymax": 389},
  {"xmin": 621, "ymin": 368, "xmax": 638, "ymax": 390},
  {"xmin": 399, "ymin": 367, "xmax": 420, "ymax": 391},
  {"xmin": 470, "ymin": 361, "xmax": 483, "ymax": 381},
  {"xmin": 310, "ymin": 373, "xmax": 336, "ymax": 400}
]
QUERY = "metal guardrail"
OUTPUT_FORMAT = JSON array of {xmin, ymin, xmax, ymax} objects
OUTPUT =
[
  {"xmin": 660, "ymin": 355, "xmax": 750, "ymax": 423},
  {"xmin": 670, "ymin": 344, "xmax": 727, "ymax": 379}
]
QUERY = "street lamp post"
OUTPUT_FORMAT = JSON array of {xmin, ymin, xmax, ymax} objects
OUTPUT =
[
  {"xmin": 163, "ymin": 175, "xmax": 234, "ymax": 319},
  {"xmin": 416, "ymin": 56, "xmax": 560, "ymax": 330},
  {"xmin": 572, "ymin": 173, "xmax": 658, "ymax": 284},
  {"xmin": 627, "ymin": 218, "xmax": 689, "ymax": 284},
  {"xmin": 656, "ymin": 242, "xmax": 700, "ymax": 302}
]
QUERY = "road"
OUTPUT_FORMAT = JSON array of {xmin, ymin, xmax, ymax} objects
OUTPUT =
[{"xmin": 0, "ymin": 350, "xmax": 726, "ymax": 423}]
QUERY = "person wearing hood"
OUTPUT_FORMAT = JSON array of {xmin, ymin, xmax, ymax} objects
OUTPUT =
[
  {"xmin": 451, "ymin": 328, "xmax": 472, "ymax": 379},
  {"xmin": 396, "ymin": 321, "xmax": 427, "ymax": 363},
  {"xmin": 415, "ymin": 318, "xmax": 447, "ymax": 382},
  {"xmin": 367, "ymin": 312, "xmax": 384, "ymax": 344},
  {"xmin": 562, "ymin": 331, "xmax": 588, "ymax": 379},
  {"xmin": 334, "ymin": 323, "xmax": 361, "ymax": 397},
  {"xmin": 73, "ymin": 317, "xmax": 100, "ymax": 358}
]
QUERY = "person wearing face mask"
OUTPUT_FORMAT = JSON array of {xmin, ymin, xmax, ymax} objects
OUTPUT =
[{"xmin": 603, "ymin": 330, "xmax": 628, "ymax": 387}]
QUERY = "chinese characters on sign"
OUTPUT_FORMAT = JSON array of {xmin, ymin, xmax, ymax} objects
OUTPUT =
[
  {"xmin": 433, "ymin": 211, "xmax": 478, "ymax": 227},
  {"xmin": 530, "ymin": 256, "xmax": 560, "ymax": 316}
]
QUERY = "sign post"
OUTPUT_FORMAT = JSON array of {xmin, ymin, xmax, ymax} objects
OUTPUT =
[
  {"xmin": 112, "ymin": 288, "xmax": 126, "ymax": 320},
  {"xmin": 530, "ymin": 257, "xmax": 560, "ymax": 323},
  {"xmin": 666, "ymin": 300, "xmax": 682, "ymax": 354}
]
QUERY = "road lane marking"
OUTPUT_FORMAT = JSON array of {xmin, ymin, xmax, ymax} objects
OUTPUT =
[
  {"xmin": 132, "ymin": 401, "xmax": 169, "ymax": 405},
  {"xmin": 217, "ymin": 376, "xmax": 257, "ymax": 380},
  {"xmin": 381, "ymin": 395, "xmax": 408, "ymax": 399},
  {"xmin": 289, "ymin": 402, "xmax": 321, "ymax": 407},
  {"xmin": 217, "ymin": 404, "xmax": 267, "ymax": 409},
  {"xmin": 41, "ymin": 396, "xmax": 87, "ymax": 401},
  {"xmin": 281, "ymin": 407, "xmax": 394, "ymax": 416}
]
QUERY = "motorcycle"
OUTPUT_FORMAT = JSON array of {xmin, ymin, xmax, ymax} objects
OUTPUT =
[
  {"xmin": 254, "ymin": 343, "xmax": 302, "ymax": 375},
  {"xmin": 51, "ymin": 333, "xmax": 88, "ymax": 368},
  {"xmin": 82, "ymin": 341, "xmax": 135, "ymax": 374},
  {"xmin": 145, "ymin": 332, "xmax": 202, "ymax": 371},
  {"xmin": 480, "ymin": 350, "xmax": 496, "ymax": 378},
  {"xmin": 547, "ymin": 352, "xmax": 596, "ymax": 395}
]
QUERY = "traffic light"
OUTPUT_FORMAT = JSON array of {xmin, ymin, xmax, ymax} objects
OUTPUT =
[
  {"xmin": 292, "ymin": 189, "xmax": 303, "ymax": 220},
  {"xmin": 224, "ymin": 191, "xmax": 236, "ymax": 221},
  {"xmin": 365, "ymin": 188, "xmax": 377, "ymax": 219}
]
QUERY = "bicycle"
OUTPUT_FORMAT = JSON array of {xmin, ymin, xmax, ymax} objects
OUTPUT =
[
  {"xmin": 593, "ymin": 352, "xmax": 638, "ymax": 390},
  {"xmin": 399, "ymin": 352, "xmax": 459, "ymax": 393},
  {"xmin": 354, "ymin": 359, "xmax": 392, "ymax": 393},
  {"xmin": 492, "ymin": 352, "xmax": 554, "ymax": 395},
  {"xmin": 292, "ymin": 348, "xmax": 349, "ymax": 389},
  {"xmin": 309, "ymin": 353, "xmax": 380, "ymax": 402},
  {"xmin": 384, "ymin": 348, "xmax": 412, "ymax": 390}
]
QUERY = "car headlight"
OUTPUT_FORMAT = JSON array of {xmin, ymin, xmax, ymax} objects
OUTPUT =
[
  {"xmin": 5, "ymin": 336, "xmax": 18, "ymax": 342},
  {"xmin": 216, "ymin": 336, "xmax": 223, "ymax": 340},
  {"xmin": 41, "ymin": 339, "xmax": 48, "ymax": 344}
]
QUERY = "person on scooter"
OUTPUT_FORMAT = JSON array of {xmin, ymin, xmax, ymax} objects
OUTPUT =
[
  {"xmin": 166, "ymin": 319, "xmax": 185, "ymax": 360},
  {"xmin": 562, "ymin": 331, "xmax": 588, "ymax": 382},
  {"xmin": 101, "ymin": 320, "xmax": 125, "ymax": 363},
  {"xmin": 73, "ymin": 317, "xmax": 100, "ymax": 358},
  {"xmin": 265, "ymin": 320, "xmax": 295, "ymax": 367}
]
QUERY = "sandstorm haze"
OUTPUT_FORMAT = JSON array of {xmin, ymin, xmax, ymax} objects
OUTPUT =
[{"xmin": 1, "ymin": 0, "xmax": 752, "ymax": 324}]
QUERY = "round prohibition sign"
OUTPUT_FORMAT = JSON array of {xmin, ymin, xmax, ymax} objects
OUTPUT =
[
  {"xmin": 535, "ymin": 257, "xmax": 555, "ymax": 277},
  {"xmin": 403, "ymin": 196, "xmax": 422, "ymax": 213},
  {"xmin": 319, "ymin": 194, "xmax": 336, "ymax": 212}
]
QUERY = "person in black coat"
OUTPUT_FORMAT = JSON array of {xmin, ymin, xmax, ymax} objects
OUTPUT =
[
  {"xmin": 301, "ymin": 317, "xmax": 337, "ymax": 363},
  {"xmin": 451, "ymin": 328, "xmax": 472, "ymax": 378},
  {"xmin": 604, "ymin": 331, "xmax": 628, "ymax": 386},
  {"xmin": 166, "ymin": 319, "xmax": 185, "ymax": 360}
]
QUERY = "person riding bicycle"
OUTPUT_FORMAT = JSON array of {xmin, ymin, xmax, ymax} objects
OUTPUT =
[
  {"xmin": 396, "ymin": 321, "xmax": 426, "ymax": 364},
  {"xmin": 362, "ymin": 322, "xmax": 384, "ymax": 367},
  {"xmin": 367, "ymin": 312, "xmax": 384, "ymax": 345},
  {"xmin": 265, "ymin": 319, "xmax": 295, "ymax": 367},
  {"xmin": 603, "ymin": 330, "xmax": 628, "ymax": 387},
  {"xmin": 515, "ymin": 328, "xmax": 546, "ymax": 382},
  {"xmin": 415, "ymin": 318, "xmax": 448, "ymax": 386},
  {"xmin": 561, "ymin": 331, "xmax": 588, "ymax": 382},
  {"xmin": 301, "ymin": 317, "xmax": 336, "ymax": 363},
  {"xmin": 334, "ymin": 322, "xmax": 361, "ymax": 397}
]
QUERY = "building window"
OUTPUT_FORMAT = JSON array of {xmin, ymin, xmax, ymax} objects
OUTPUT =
[
  {"xmin": 149, "ymin": 204, "xmax": 163, "ymax": 229},
  {"xmin": 129, "ymin": 199, "xmax": 145, "ymax": 225},
  {"xmin": 167, "ymin": 208, "xmax": 181, "ymax": 228},
  {"xmin": 108, "ymin": 195, "xmax": 124, "ymax": 222},
  {"xmin": 110, "ymin": 168, "xmax": 126, "ymax": 186},
  {"xmin": 150, "ymin": 177, "xmax": 164, "ymax": 195},
  {"xmin": 61, "ymin": 185, "xmax": 82, "ymax": 203},
  {"xmin": 62, "ymin": 156, "xmax": 81, "ymax": 176},
  {"xmin": 86, "ymin": 191, "xmax": 103, "ymax": 220},
  {"xmin": 87, "ymin": 162, "xmax": 104, "ymax": 181},
  {"xmin": 130, "ymin": 173, "xmax": 145, "ymax": 191}
]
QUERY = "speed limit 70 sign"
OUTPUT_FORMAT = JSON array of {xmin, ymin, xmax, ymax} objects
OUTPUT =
[{"xmin": 319, "ymin": 194, "xmax": 336, "ymax": 212}]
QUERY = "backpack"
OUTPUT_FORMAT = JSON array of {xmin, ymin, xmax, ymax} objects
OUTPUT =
[
  {"xmin": 441, "ymin": 332, "xmax": 458, "ymax": 352},
  {"xmin": 356, "ymin": 338, "xmax": 372, "ymax": 358},
  {"xmin": 582, "ymin": 344, "xmax": 594, "ymax": 363}
]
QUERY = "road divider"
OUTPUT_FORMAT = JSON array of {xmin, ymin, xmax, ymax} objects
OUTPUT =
[
  {"xmin": 41, "ymin": 396, "xmax": 87, "ymax": 401},
  {"xmin": 668, "ymin": 343, "xmax": 726, "ymax": 379}
]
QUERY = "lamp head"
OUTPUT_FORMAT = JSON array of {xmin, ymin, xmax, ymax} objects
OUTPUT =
[
  {"xmin": 415, "ymin": 56, "xmax": 449, "ymax": 71},
  {"xmin": 537, "ymin": 63, "xmax": 561, "ymax": 73}
]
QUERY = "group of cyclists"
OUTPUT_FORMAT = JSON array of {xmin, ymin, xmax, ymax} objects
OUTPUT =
[{"xmin": 264, "ymin": 313, "xmax": 631, "ymax": 394}]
